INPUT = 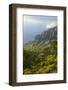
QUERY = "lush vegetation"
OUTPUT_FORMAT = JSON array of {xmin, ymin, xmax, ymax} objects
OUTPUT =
[{"xmin": 23, "ymin": 26, "xmax": 57, "ymax": 74}]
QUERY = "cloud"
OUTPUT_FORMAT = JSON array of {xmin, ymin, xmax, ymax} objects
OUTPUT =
[
  {"xmin": 24, "ymin": 15, "xmax": 57, "ymax": 30},
  {"xmin": 46, "ymin": 21, "xmax": 57, "ymax": 29},
  {"xmin": 24, "ymin": 16, "xmax": 41, "ymax": 24}
]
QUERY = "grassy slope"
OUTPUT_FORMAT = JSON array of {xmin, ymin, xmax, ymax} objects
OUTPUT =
[{"xmin": 23, "ymin": 40, "xmax": 57, "ymax": 74}]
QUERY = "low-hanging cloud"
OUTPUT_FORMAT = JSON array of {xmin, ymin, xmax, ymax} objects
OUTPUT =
[{"xmin": 46, "ymin": 21, "xmax": 57, "ymax": 29}]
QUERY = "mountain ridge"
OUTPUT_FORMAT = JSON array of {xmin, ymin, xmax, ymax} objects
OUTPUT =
[
  {"xmin": 24, "ymin": 26, "xmax": 57, "ymax": 48},
  {"xmin": 34, "ymin": 26, "xmax": 57, "ymax": 43}
]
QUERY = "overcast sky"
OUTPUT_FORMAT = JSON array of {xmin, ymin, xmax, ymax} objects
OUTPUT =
[{"xmin": 23, "ymin": 15, "xmax": 57, "ymax": 43}]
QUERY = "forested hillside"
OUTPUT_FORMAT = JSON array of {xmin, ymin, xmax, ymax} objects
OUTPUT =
[{"xmin": 23, "ymin": 26, "xmax": 57, "ymax": 74}]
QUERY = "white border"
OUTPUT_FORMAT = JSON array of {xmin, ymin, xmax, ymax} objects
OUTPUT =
[{"xmin": 16, "ymin": 8, "xmax": 64, "ymax": 82}]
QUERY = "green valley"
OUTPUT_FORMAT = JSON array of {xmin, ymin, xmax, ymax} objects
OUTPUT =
[{"xmin": 23, "ymin": 26, "xmax": 57, "ymax": 74}]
